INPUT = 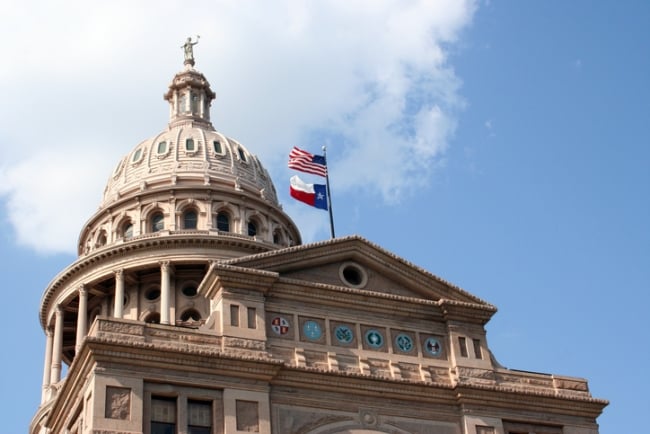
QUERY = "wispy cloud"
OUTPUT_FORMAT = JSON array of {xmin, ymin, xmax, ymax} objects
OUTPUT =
[{"xmin": 0, "ymin": 0, "xmax": 477, "ymax": 254}]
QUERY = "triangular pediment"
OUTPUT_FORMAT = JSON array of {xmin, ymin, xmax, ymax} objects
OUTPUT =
[{"xmin": 225, "ymin": 235, "xmax": 491, "ymax": 307}]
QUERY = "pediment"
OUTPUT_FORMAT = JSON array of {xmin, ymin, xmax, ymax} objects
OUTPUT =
[{"xmin": 225, "ymin": 235, "xmax": 490, "ymax": 306}]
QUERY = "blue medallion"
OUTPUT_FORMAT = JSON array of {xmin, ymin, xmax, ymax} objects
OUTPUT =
[
  {"xmin": 335, "ymin": 325, "xmax": 354, "ymax": 344},
  {"xmin": 424, "ymin": 337, "xmax": 442, "ymax": 356},
  {"xmin": 365, "ymin": 329, "xmax": 384, "ymax": 348},
  {"xmin": 395, "ymin": 333, "xmax": 413, "ymax": 352},
  {"xmin": 303, "ymin": 320, "xmax": 322, "ymax": 340}
]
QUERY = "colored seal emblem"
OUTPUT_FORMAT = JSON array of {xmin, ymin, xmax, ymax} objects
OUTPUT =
[
  {"xmin": 424, "ymin": 337, "xmax": 442, "ymax": 356},
  {"xmin": 395, "ymin": 333, "xmax": 414, "ymax": 352},
  {"xmin": 334, "ymin": 325, "xmax": 354, "ymax": 344},
  {"xmin": 365, "ymin": 329, "xmax": 384, "ymax": 348},
  {"xmin": 271, "ymin": 316, "xmax": 290, "ymax": 335},
  {"xmin": 303, "ymin": 320, "xmax": 322, "ymax": 340}
]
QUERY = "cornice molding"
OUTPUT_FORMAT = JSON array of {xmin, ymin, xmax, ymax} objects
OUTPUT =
[{"xmin": 226, "ymin": 235, "xmax": 492, "ymax": 307}]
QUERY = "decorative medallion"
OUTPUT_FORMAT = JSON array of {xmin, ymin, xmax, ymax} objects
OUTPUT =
[
  {"xmin": 303, "ymin": 320, "xmax": 322, "ymax": 341},
  {"xmin": 365, "ymin": 329, "xmax": 384, "ymax": 349},
  {"xmin": 424, "ymin": 337, "xmax": 442, "ymax": 356},
  {"xmin": 271, "ymin": 316, "xmax": 290, "ymax": 335},
  {"xmin": 334, "ymin": 325, "xmax": 354, "ymax": 344},
  {"xmin": 395, "ymin": 333, "xmax": 414, "ymax": 352}
]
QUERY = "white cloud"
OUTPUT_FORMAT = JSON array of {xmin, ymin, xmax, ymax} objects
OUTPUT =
[{"xmin": 0, "ymin": 0, "xmax": 477, "ymax": 253}]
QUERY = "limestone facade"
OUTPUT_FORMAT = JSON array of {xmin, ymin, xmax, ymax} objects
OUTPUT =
[{"xmin": 31, "ymin": 54, "xmax": 606, "ymax": 434}]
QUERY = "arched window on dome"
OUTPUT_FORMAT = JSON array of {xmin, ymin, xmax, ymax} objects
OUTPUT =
[
  {"xmin": 273, "ymin": 229, "xmax": 283, "ymax": 245},
  {"xmin": 157, "ymin": 141, "xmax": 167, "ymax": 154},
  {"xmin": 96, "ymin": 231, "xmax": 107, "ymax": 248},
  {"xmin": 131, "ymin": 148, "xmax": 143, "ymax": 163},
  {"xmin": 182, "ymin": 209, "xmax": 198, "ymax": 230},
  {"xmin": 215, "ymin": 212, "xmax": 230, "ymax": 232},
  {"xmin": 237, "ymin": 147, "xmax": 247, "ymax": 162},
  {"xmin": 122, "ymin": 221, "xmax": 134, "ymax": 239},
  {"xmin": 247, "ymin": 220, "xmax": 258, "ymax": 237},
  {"xmin": 151, "ymin": 212, "xmax": 164, "ymax": 233}
]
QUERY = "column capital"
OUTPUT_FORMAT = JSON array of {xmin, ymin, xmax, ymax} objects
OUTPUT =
[
  {"xmin": 78, "ymin": 285, "xmax": 88, "ymax": 296},
  {"xmin": 159, "ymin": 260, "xmax": 171, "ymax": 272},
  {"xmin": 45, "ymin": 327, "xmax": 54, "ymax": 337},
  {"xmin": 55, "ymin": 304, "xmax": 64, "ymax": 315},
  {"xmin": 114, "ymin": 268, "xmax": 124, "ymax": 278}
]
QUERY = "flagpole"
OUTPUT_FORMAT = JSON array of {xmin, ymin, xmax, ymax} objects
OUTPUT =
[{"xmin": 323, "ymin": 146, "xmax": 336, "ymax": 238}]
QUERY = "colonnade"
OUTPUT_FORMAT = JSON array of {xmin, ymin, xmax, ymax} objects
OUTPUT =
[{"xmin": 41, "ymin": 261, "xmax": 174, "ymax": 402}]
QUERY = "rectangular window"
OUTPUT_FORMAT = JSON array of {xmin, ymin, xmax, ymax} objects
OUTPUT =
[
  {"xmin": 186, "ymin": 138, "xmax": 195, "ymax": 151},
  {"xmin": 247, "ymin": 307, "xmax": 257, "ymax": 329},
  {"xmin": 230, "ymin": 304, "xmax": 239, "ymax": 327},
  {"xmin": 179, "ymin": 94, "xmax": 188, "ymax": 113},
  {"xmin": 188, "ymin": 400, "xmax": 212, "ymax": 434},
  {"xmin": 191, "ymin": 93, "xmax": 199, "ymax": 114},
  {"xmin": 151, "ymin": 396, "xmax": 176, "ymax": 434},
  {"xmin": 473, "ymin": 338, "xmax": 483, "ymax": 359},
  {"xmin": 458, "ymin": 337, "xmax": 468, "ymax": 357},
  {"xmin": 213, "ymin": 140, "xmax": 222, "ymax": 154}
]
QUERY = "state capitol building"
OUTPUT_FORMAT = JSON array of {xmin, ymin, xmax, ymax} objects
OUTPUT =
[{"xmin": 30, "ymin": 45, "xmax": 606, "ymax": 434}]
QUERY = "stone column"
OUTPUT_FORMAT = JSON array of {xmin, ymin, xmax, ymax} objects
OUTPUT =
[
  {"xmin": 75, "ymin": 285, "xmax": 88, "ymax": 353},
  {"xmin": 160, "ymin": 261, "xmax": 171, "ymax": 325},
  {"xmin": 41, "ymin": 327, "xmax": 53, "ymax": 402},
  {"xmin": 114, "ymin": 269, "xmax": 124, "ymax": 318},
  {"xmin": 51, "ymin": 305, "xmax": 64, "ymax": 383}
]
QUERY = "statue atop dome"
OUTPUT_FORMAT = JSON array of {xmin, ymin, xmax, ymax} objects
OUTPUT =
[{"xmin": 182, "ymin": 35, "xmax": 200, "ymax": 66}]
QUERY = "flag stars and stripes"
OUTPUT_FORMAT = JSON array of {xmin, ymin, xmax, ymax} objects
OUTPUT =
[{"xmin": 288, "ymin": 146, "xmax": 327, "ymax": 177}]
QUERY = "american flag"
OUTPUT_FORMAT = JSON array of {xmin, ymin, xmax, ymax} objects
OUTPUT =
[{"xmin": 288, "ymin": 146, "xmax": 327, "ymax": 177}]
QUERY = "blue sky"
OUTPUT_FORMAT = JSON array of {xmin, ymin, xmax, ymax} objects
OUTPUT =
[{"xmin": 1, "ymin": 1, "xmax": 648, "ymax": 432}]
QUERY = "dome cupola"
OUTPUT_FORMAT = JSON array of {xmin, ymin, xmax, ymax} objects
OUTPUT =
[{"xmin": 78, "ymin": 43, "xmax": 301, "ymax": 256}]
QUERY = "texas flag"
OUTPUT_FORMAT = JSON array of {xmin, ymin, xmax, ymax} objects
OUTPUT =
[{"xmin": 289, "ymin": 175, "xmax": 328, "ymax": 210}]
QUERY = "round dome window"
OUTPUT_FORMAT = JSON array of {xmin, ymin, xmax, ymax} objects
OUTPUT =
[
  {"xmin": 182, "ymin": 285, "xmax": 198, "ymax": 297},
  {"xmin": 144, "ymin": 287, "xmax": 161, "ymax": 301},
  {"xmin": 339, "ymin": 262, "xmax": 367, "ymax": 289}
]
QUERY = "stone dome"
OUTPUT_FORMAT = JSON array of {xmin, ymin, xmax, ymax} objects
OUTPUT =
[
  {"xmin": 102, "ymin": 68, "xmax": 279, "ymax": 209},
  {"xmin": 77, "ymin": 62, "xmax": 301, "ymax": 257}
]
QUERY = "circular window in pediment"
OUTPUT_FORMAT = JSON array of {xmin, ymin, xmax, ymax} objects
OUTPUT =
[{"xmin": 339, "ymin": 262, "xmax": 368, "ymax": 289}]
